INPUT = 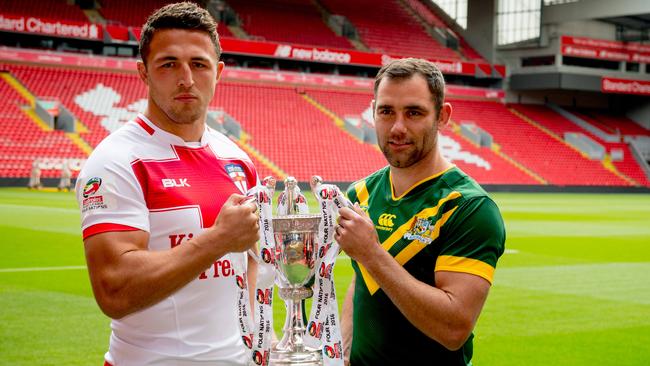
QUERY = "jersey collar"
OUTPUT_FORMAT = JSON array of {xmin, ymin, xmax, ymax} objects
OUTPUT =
[
  {"xmin": 135, "ymin": 113, "xmax": 210, "ymax": 147},
  {"xmin": 389, "ymin": 165, "xmax": 456, "ymax": 201}
]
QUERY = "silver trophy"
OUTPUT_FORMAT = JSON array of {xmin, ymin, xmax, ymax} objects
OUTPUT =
[{"xmin": 270, "ymin": 177, "xmax": 323, "ymax": 365}]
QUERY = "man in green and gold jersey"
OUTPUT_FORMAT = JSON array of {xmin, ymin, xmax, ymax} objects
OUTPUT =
[{"xmin": 335, "ymin": 58, "xmax": 505, "ymax": 365}]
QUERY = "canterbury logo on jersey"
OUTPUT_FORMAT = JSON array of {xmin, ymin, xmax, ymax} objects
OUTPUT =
[
  {"xmin": 376, "ymin": 213, "xmax": 396, "ymax": 232},
  {"xmin": 162, "ymin": 178, "xmax": 191, "ymax": 188}
]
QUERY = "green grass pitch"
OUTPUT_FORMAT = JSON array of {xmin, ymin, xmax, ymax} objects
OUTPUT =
[{"xmin": 1, "ymin": 188, "xmax": 649, "ymax": 365}]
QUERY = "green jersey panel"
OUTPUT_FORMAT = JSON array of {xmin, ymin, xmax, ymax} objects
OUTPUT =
[{"xmin": 345, "ymin": 166, "xmax": 505, "ymax": 366}]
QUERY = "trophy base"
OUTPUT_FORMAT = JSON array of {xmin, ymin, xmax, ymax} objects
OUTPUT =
[{"xmin": 270, "ymin": 347, "xmax": 322, "ymax": 366}]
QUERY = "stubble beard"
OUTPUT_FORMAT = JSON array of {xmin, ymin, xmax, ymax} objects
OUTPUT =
[
  {"xmin": 165, "ymin": 103, "xmax": 204, "ymax": 125},
  {"xmin": 149, "ymin": 83, "xmax": 207, "ymax": 125},
  {"xmin": 381, "ymin": 130, "xmax": 437, "ymax": 169}
]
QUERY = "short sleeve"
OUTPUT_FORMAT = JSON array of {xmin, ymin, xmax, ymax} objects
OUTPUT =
[
  {"xmin": 76, "ymin": 153, "xmax": 149, "ymax": 240},
  {"xmin": 434, "ymin": 197, "xmax": 505, "ymax": 284}
]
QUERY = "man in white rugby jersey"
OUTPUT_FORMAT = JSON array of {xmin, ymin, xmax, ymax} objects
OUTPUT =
[{"xmin": 76, "ymin": 2, "xmax": 260, "ymax": 365}]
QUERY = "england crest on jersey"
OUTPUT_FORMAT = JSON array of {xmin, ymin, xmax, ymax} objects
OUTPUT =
[{"xmin": 225, "ymin": 163, "xmax": 248, "ymax": 193}]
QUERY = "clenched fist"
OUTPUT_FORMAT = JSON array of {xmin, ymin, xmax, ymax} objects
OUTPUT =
[
  {"xmin": 335, "ymin": 203, "xmax": 380, "ymax": 264},
  {"xmin": 209, "ymin": 194, "xmax": 260, "ymax": 253}
]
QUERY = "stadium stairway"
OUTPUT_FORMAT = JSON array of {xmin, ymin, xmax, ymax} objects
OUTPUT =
[
  {"xmin": 303, "ymin": 87, "xmax": 539, "ymax": 185},
  {"xmin": 226, "ymin": 0, "xmax": 354, "ymax": 49},
  {"xmin": 1, "ymin": 71, "xmax": 93, "ymax": 158},
  {"xmin": 396, "ymin": 0, "xmax": 465, "ymax": 60},
  {"xmin": 310, "ymin": 0, "xmax": 371, "ymax": 52},
  {"xmin": 447, "ymin": 120, "xmax": 548, "ymax": 185},
  {"xmin": 510, "ymin": 107, "xmax": 642, "ymax": 187},
  {"xmin": 235, "ymin": 132, "xmax": 288, "ymax": 180},
  {"xmin": 451, "ymin": 99, "xmax": 629, "ymax": 186},
  {"xmin": 0, "ymin": 73, "xmax": 88, "ymax": 178},
  {"xmin": 320, "ymin": 0, "xmax": 460, "ymax": 60},
  {"xmin": 1, "ymin": 72, "xmax": 36, "ymax": 108},
  {"xmin": 300, "ymin": 93, "xmax": 369, "ymax": 145}
]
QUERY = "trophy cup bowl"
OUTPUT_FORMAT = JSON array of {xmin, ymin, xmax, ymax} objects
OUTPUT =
[{"xmin": 271, "ymin": 214, "xmax": 323, "ymax": 365}]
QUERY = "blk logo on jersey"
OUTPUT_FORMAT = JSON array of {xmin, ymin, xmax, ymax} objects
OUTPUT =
[
  {"xmin": 403, "ymin": 217, "xmax": 434, "ymax": 245},
  {"xmin": 161, "ymin": 178, "xmax": 190, "ymax": 188},
  {"xmin": 225, "ymin": 163, "xmax": 248, "ymax": 193}
]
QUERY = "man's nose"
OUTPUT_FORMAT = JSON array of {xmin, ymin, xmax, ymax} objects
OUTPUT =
[
  {"xmin": 390, "ymin": 113, "xmax": 407, "ymax": 134},
  {"xmin": 177, "ymin": 64, "xmax": 194, "ymax": 88}
]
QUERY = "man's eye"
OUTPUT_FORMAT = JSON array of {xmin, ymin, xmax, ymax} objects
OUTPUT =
[
  {"xmin": 193, "ymin": 62, "xmax": 206, "ymax": 68},
  {"xmin": 161, "ymin": 63, "xmax": 174, "ymax": 68}
]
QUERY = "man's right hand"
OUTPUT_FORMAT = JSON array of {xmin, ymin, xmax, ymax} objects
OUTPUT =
[{"xmin": 208, "ymin": 193, "xmax": 260, "ymax": 253}]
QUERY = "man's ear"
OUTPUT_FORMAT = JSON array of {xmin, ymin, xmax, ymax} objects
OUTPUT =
[
  {"xmin": 216, "ymin": 61, "xmax": 225, "ymax": 82},
  {"xmin": 437, "ymin": 102, "xmax": 453, "ymax": 130},
  {"xmin": 137, "ymin": 61, "xmax": 148, "ymax": 84}
]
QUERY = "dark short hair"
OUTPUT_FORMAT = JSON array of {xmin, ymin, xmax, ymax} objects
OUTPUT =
[
  {"xmin": 139, "ymin": 2, "xmax": 221, "ymax": 64},
  {"xmin": 374, "ymin": 58, "xmax": 445, "ymax": 114}
]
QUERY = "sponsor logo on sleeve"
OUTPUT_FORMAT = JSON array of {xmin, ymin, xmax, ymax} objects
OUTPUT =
[
  {"xmin": 82, "ymin": 177, "xmax": 102, "ymax": 198},
  {"xmin": 81, "ymin": 177, "xmax": 109, "ymax": 213}
]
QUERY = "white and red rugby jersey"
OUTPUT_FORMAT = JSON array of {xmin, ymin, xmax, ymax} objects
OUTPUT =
[{"xmin": 76, "ymin": 114, "xmax": 258, "ymax": 366}]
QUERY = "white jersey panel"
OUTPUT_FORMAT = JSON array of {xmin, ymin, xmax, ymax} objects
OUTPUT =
[{"xmin": 77, "ymin": 115, "xmax": 258, "ymax": 365}]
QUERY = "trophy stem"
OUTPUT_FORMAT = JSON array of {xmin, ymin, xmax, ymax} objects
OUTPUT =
[
  {"xmin": 271, "ymin": 287, "xmax": 321, "ymax": 365},
  {"xmin": 276, "ymin": 287, "xmax": 311, "ymax": 352}
]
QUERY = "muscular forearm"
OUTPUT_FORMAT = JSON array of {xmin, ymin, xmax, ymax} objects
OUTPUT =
[
  {"xmin": 87, "ymin": 230, "xmax": 229, "ymax": 319},
  {"xmin": 360, "ymin": 246, "xmax": 475, "ymax": 350}
]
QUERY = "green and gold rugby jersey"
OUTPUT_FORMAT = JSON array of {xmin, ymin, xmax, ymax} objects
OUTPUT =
[{"xmin": 347, "ymin": 166, "xmax": 505, "ymax": 366}]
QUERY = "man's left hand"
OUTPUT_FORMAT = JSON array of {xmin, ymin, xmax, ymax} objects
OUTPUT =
[{"xmin": 335, "ymin": 204, "xmax": 380, "ymax": 263}]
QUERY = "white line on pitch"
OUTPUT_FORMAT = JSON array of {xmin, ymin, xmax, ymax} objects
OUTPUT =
[{"xmin": 0, "ymin": 265, "xmax": 86, "ymax": 273}]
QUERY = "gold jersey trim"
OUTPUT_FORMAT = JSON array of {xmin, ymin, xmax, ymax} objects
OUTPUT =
[{"xmin": 435, "ymin": 255, "xmax": 495, "ymax": 284}]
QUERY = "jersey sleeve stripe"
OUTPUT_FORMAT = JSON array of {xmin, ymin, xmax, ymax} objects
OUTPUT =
[
  {"xmin": 354, "ymin": 180, "xmax": 369, "ymax": 207},
  {"xmin": 435, "ymin": 255, "xmax": 495, "ymax": 284},
  {"xmin": 83, "ymin": 223, "xmax": 142, "ymax": 240}
]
